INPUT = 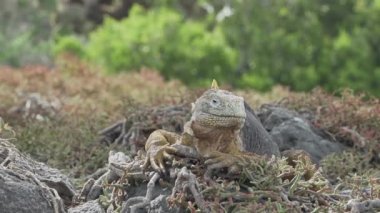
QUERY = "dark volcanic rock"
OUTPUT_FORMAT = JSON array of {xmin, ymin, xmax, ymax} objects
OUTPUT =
[{"xmin": 258, "ymin": 106, "xmax": 346, "ymax": 162}]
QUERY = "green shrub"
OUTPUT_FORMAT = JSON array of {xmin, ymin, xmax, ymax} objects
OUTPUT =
[
  {"xmin": 84, "ymin": 5, "xmax": 237, "ymax": 86},
  {"xmin": 14, "ymin": 117, "xmax": 127, "ymax": 178},
  {"xmin": 0, "ymin": 0, "xmax": 55, "ymax": 66},
  {"xmin": 0, "ymin": 30, "xmax": 52, "ymax": 67},
  {"xmin": 53, "ymin": 35, "xmax": 84, "ymax": 57},
  {"xmin": 221, "ymin": 0, "xmax": 380, "ymax": 95},
  {"xmin": 54, "ymin": 1, "xmax": 380, "ymax": 95}
]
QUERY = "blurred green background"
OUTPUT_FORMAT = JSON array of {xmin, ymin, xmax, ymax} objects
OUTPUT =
[{"xmin": 1, "ymin": 0, "xmax": 379, "ymax": 95}]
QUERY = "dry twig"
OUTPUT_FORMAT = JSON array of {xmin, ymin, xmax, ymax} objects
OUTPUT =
[{"xmin": 121, "ymin": 172, "xmax": 161, "ymax": 213}]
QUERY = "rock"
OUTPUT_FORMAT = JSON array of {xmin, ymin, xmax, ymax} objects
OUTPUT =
[
  {"xmin": 0, "ymin": 139, "xmax": 76, "ymax": 211},
  {"xmin": 258, "ymin": 106, "xmax": 346, "ymax": 162},
  {"xmin": 0, "ymin": 169, "xmax": 56, "ymax": 213},
  {"xmin": 68, "ymin": 200, "xmax": 105, "ymax": 213}
]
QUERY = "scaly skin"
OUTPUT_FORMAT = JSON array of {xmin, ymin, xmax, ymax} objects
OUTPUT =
[{"xmin": 144, "ymin": 82, "xmax": 263, "ymax": 174}]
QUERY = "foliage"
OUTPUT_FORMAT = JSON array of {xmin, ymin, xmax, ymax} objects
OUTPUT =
[
  {"xmin": 221, "ymin": 0, "xmax": 380, "ymax": 95},
  {"xmin": 287, "ymin": 89, "xmax": 380, "ymax": 155},
  {"xmin": 95, "ymin": 144, "xmax": 378, "ymax": 212},
  {"xmin": 286, "ymin": 88, "xmax": 380, "ymax": 181},
  {"xmin": 321, "ymin": 150, "xmax": 379, "ymax": 182},
  {"xmin": 53, "ymin": 1, "xmax": 380, "ymax": 95},
  {"xmin": 0, "ymin": 57, "xmax": 288, "ymax": 177},
  {"xmin": 0, "ymin": 32, "xmax": 52, "ymax": 67},
  {"xmin": 0, "ymin": 0, "xmax": 56, "ymax": 66},
  {"xmin": 53, "ymin": 36, "xmax": 84, "ymax": 58},
  {"xmin": 15, "ymin": 117, "xmax": 117, "ymax": 177},
  {"xmin": 3, "ymin": 0, "xmax": 380, "ymax": 96},
  {"xmin": 0, "ymin": 117, "xmax": 15, "ymax": 139},
  {"xmin": 0, "ymin": 56, "xmax": 187, "ymax": 176},
  {"xmin": 1, "ymin": 60, "xmax": 380, "ymax": 211},
  {"xmin": 56, "ymin": 5, "xmax": 237, "ymax": 86}
]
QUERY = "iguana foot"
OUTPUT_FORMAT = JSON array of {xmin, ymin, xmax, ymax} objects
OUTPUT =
[
  {"xmin": 204, "ymin": 151, "xmax": 241, "ymax": 175},
  {"xmin": 144, "ymin": 144, "xmax": 201, "ymax": 173},
  {"xmin": 143, "ymin": 145, "xmax": 178, "ymax": 173}
]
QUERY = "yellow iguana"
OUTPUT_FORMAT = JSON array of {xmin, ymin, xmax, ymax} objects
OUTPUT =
[{"xmin": 143, "ymin": 80, "xmax": 280, "ymax": 174}]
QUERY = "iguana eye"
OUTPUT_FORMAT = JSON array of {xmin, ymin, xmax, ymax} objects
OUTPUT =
[{"xmin": 211, "ymin": 99, "xmax": 219, "ymax": 105}]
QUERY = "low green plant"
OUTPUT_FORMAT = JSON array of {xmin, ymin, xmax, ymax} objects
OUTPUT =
[
  {"xmin": 221, "ymin": 0, "xmax": 380, "ymax": 95},
  {"xmin": 14, "ymin": 117, "xmax": 128, "ymax": 178},
  {"xmin": 0, "ymin": 0, "xmax": 55, "ymax": 66},
  {"xmin": 53, "ymin": 35, "xmax": 84, "ymax": 57},
  {"xmin": 0, "ymin": 32, "xmax": 52, "ymax": 66},
  {"xmin": 56, "ymin": 5, "xmax": 237, "ymax": 86}
]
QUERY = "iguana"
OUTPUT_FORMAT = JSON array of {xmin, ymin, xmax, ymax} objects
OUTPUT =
[{"xmin": 143, "ymin": 80, "xmax": 280, "ymax": 174}]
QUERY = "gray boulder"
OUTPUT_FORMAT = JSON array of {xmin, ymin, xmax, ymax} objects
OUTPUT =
[
  {"xmin": 0, "ymin": 169, "xmax": 56, "ymax": 213},
  {"xmin": 258, "ymin": 106, "xmax": 346, "ymax": 162},
  {"xmin": 68, "ymin": 200, "xmax": 105, "ymax": 213},
  {"xmin": 0, "ymin": 139, "xmax": 76, "ymax": 212}
]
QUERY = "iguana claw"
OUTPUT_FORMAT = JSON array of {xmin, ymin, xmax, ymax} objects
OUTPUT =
[{"xmin": 143, "ymin": 145, "xmax": 177, "ymax": 173}]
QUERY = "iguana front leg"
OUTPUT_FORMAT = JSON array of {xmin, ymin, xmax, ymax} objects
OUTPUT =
[
  {"xmin": 143, "ymin": 130, "xmax": 199, "ymax": 173},
  {"xmin": 143, "ymin": 130, "xmax": 180, "ymax": 173}
]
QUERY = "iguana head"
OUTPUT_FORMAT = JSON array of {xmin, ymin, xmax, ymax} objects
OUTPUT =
[{"xmin": 191, "ymin": 80, "xmax": 246, "ymax": 129}]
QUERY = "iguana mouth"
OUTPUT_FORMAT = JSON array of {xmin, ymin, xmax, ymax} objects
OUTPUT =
[
  {"xmin": 194, "ymin": 112, "xmax": 245, "ymax": 128},
  {"xmin": 205, "ymin": 112, "xmax": 245, "ymax": 119}
]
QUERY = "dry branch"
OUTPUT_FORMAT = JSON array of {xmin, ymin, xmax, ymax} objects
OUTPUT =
[{"xmin": 121, "ymin": 172, "xmax": 161, "ymax": 213}]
